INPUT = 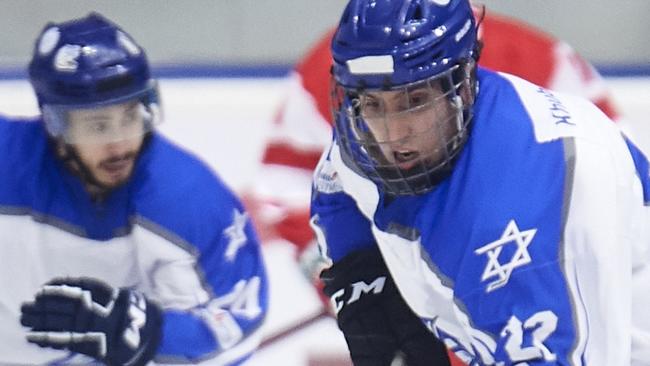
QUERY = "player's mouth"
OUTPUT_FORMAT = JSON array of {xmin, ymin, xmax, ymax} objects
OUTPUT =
[
  {"xmin": 99, "ymin": 155, "xmax": 135, "ymax": 179},
  {"xmin": 394, "ymin": 150, "xmax": 420, "ymax": 170}
]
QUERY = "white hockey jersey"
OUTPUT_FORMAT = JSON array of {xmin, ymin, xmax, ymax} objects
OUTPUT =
[
  {"xmin": 311, "ymin": 68, "xmax": 650, "ymax": 365},
  {"xmin": 0, "ymin": 119, "xmax": 268, "ymax": 365}
]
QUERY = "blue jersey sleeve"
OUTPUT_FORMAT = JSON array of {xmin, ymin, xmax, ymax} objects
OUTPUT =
[
  {"xmin": 310, "ymin": 146, "xmax": 376, "ymax": 263},
  {"xmin": 136, "ymin": 137, "xmax": 268, "ymax": 365},
  {"xmin": 155, "ymin": 197, "xmax": 268, "ymax": 364}
]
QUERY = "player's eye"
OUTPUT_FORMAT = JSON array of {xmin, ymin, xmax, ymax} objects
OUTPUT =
[
  {"xmin": 408, "ymin": 91, "xmax": 430, "ymax": 108},
  {"xmin": 121, "ymin": 105, "xmax": 141, "ymax": 126},
  {"xmin": 361, "ymin": 96, "xmax": 383, "ymax": 118},
  {"xmin": 122, "ymin": 113, "xmax": 137, "ymax": 127}
]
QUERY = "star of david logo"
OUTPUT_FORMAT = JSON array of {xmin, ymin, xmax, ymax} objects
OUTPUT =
[
  {"xmin": 224, "ymin": 209, "xmax": 249, "ymax": 262},
  {"xmin": 474, "ymin": 220, "xmax": 537, "ymax": 292}
]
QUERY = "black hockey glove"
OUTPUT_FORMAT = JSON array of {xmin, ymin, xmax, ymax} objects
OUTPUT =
[
  {"xmin": 320, "ymin": 247, "xmax": 451, "ymax": 366},
  {"xmin": 20, "ymin": 277, "xmax": 162, "ymax": 366}
]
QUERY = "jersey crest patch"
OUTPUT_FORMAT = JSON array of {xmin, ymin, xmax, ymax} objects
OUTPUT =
[
  {"xmin": 314, "ymin": 158, "xmax": 343, "ymax": 194},
  {"xmin": 474, "ymin": 220, "xmax": 537, "ymax": 292}
]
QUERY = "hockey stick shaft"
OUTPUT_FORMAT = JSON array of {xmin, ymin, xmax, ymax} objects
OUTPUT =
[{"xmin": 259, "ymin": 307, "xmax": 331, "ymax": 349}]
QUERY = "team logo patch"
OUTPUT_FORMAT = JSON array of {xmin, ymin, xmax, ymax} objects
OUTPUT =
[
  {"xmin": 314, "ymin": 159, "xmax": 343, "ymax": 193},
  {"xmin": 54, "ymin": 44, "xmax": 82, "ymax": 72},
  {"xmin": 474, "ymin": 220, "xmax": 537, "ymax": 292}
]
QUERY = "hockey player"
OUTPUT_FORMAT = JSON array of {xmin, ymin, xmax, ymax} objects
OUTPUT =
[
  {"xmin": 244, "ymin": 5, "xmax": 624, "ymax": 364},
  {"xmin": 245, "ymin": 5, "xmax": 621, "ymax": 256},
  {"xmin": 1, "ymin": 13, "xmax": 268, "ymax": 365},
  {"xmin": 312, "ymin": 0, "xmax": 650, "ymax": 364}
]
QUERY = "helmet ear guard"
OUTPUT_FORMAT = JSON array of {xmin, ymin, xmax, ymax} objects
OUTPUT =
[{"xmin": 451, "ymin": 57, "xmax": 478, "ymax": 110}]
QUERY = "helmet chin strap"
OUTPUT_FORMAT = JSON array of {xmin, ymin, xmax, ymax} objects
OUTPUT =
[{"xmin": 55, "ymin": 142, "xmax": 115, "ymax": 202}]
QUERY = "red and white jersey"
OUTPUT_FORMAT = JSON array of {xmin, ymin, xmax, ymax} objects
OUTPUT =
[
  {"xmin": 248, "ymin": 11, "xmax": 621, "ymax": 252},
  {"xmin": 477, "ymin": 11, "xmax": 619, "ymax": 119}
]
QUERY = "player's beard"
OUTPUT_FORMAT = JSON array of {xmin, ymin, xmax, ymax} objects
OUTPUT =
[{"xmin": 56, "ymin": 141, "xmax": 139, "ymax": 201}]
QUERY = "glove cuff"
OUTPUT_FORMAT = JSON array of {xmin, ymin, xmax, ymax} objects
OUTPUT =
[
  {"xmin": 135, "ymin": 298, "xmax": 163, "ymax": 366},
  {"xmin": 109, "ymin": 290, "xmax": 163, "ymax": 366},
  {"xmin": 320, "ymin": 246, "xmax": 391, "ymax": 296}
]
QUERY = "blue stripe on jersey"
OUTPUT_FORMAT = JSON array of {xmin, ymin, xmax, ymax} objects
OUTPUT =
[
  {"xmin": 311, "ymin": 188, "xmax": 376, "ymax": 262},
  {"xmin": 624, "ymin": 136, "xmax": 650, "ymax": 204}
]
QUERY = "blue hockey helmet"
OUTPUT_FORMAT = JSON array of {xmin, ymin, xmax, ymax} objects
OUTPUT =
[
  {"xmin": 332, "ymin": 0, "xmax": 478, "ymax": 89},
  {"xmin": 29, "ymin": 12, "xmax": 161, "ymax": 143},
  {"xmin": 331, "ymin": 0, "xmax": 479, "ymax": 195}
]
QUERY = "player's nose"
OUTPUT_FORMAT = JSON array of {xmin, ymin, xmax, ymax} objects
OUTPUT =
[
  {"xmin": 385, "ymin": 114, "xmax": 414, "ymax": 144},
  {"xmin": 103, "ymin": 138, "xmax": 132, "ymax": 156}
]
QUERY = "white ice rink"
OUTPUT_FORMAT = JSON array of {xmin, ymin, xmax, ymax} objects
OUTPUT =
[{"xmin": 0, "ymin": 76, "xmax": 648, "ymax": 365}]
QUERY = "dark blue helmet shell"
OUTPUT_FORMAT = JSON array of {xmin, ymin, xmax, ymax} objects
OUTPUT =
[
  {"xmin": 29, "ymin": 12, "xmax": 152, "ymax": 107},
  {"xmin": 331, "ymin": 0, "xmax": 477, "ymax": 89}
]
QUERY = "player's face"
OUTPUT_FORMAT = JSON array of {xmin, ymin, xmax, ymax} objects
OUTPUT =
[
  {"xmin": 357, "ymin": 81, "xmax": 459, "ymax": 171},
  {"xmin": 66, "ymin": 101, "xmax": 145, "ymax": 188}
]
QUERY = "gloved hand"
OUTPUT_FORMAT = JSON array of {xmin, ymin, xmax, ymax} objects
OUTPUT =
[
  {"xmin": 321, "ymin": 247, "xmax": 452, "ymax": 366},
  {"xmin": 21, "ymin": 277, "xmax": 162, "ymax": 366}
]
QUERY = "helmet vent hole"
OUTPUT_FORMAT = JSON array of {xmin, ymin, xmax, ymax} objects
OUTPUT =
[
  {"xmin": 99, "ymin": 61, "xmax": 121, "ymax": 68},
  {"xmin": 406, "ymin": 3, "xmax": 425, "ymax": 23},
  {"xmin": 412, "ymin": 6, "xmax": 423, "ymax": 21},
  {"xmin": 96, "ymin": 74, "xmax": 133, "ymax": 93}
]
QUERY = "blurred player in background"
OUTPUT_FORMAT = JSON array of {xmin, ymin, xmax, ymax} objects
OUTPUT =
[
  {"xmin": 244, "ymin": 2, "xmax": 621, "ymax": 267},
  {"xmin": 314, "ymin": 0, "xmax": 650, "ymax": 364},
  {"xmin": 1, "ymin": 13, "xmax": 267, "ymax": 365}
]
